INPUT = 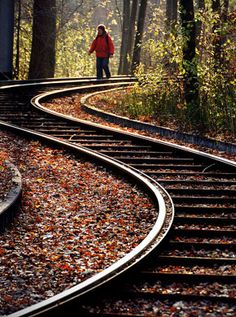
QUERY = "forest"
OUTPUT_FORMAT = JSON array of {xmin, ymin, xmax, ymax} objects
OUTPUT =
[{"xmin": 12, "ymin": 0, "xmax": 236, "ymax": 136}]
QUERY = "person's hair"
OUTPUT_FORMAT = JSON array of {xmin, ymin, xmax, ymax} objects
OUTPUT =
[{"xmin": 97, "ymin": 24, "xmax": 106, "ymax": 34}]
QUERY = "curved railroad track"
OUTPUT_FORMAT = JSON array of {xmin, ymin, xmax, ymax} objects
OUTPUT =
[{"xmin": 0, "ymin": 77, "xmax": 235, "ymax": 317}]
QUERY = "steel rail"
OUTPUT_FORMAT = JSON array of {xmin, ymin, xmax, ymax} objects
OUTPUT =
[
  {"xmin": 0, "ymin": 161, "xmax": 22, "ymax": 232},
  {"xmin": 0, "ymin": 79, "xmax": 173, "ymax": 317},
  {"xmin": 0, "ymin": 75, "xmax": 132, "ymax": 86},
  {"xmin": 29, "ymin": 83, "xmax": 236, "ymax": 316},
  {"xmin": 31, "ymin": 84, "xmax": 236, "ymax": 170},
  {"xmin": 0, "ymin": 76, "xmax": 136, "ymax": 92},
  {"xmin": 0, "ymin": 121, "xmax": 173, "ymax": 317},
  {"xmin": 0, "ymin": 79, "xmax": 235, "ymax": 316},
  {"xmin": 80, "ymin": 86, "xmax": 236, "ymax": 154}
]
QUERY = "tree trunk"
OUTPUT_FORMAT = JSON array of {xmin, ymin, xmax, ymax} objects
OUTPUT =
[
  {"xmin": 197, "ymin": 0, "xmax": 205, "ymax": 10},
  {"xmin": 212, "ymin": 0, "xmax": 221, "ymax": 11},
  {"xmin": 166, "ymin": 0, "xmax": 177, "ymax": 30},
  {"xmin": 124, "ymin": 0, "xmax": 139, "ymax": 74},
  {"xmin": 222, "ymin": 0, "xmax": 229, "ymax": 21},
  {"xmin": 15, "ymin": 0, "xmax": 22, "ymax": 79},
  {"xmin": 211, "ymin": 0, "xmax": 230, "ymax": 70},
  {"xmin": 179, "ymin": 0, "xmax": 201, "ymax": 127},
  {"xmin": 165, "ymin": 0, "xmax": 178, "ymax": 74},
  {"xmin": 220, "ymin": 0, "xmax": 229, "ymax": 67},
  {"xmin": 118, "ymin": 0, "xmax": 130, "ymax": 74},
  {"xmin": 28, "ymin": 0, "xmax": 56, "ymax": 79},
  {"xmin": 131, "ymin": 0, "xmax": 148, "ymax": 74},
  {"xmin": 0, "ymin": 0, "xmax": 14, "ymax": 79},
  {"xmin": 196, "ymin": 0, "xmax": 205, "ymax": 46},
  {"xmin": 212, "ymin": 0, "xmax": 221, "ymax": 69}
]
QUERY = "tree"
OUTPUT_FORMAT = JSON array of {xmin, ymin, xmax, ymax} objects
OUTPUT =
[
  {"xmin": 118, "ymin": 0, "xmax": 130, "ymax": 74},
  {"xmin": 14, "ymin": 0, "xmax": 22, "ymax": 79},
  {"xmin": 28, "ymin": 0, "xmax": 56, "ymax": 79},
  {"xmin": 220, "ymin": 0, "xmax": 230, "ymax": 65},
  {"xmin": 0, "ymin": 0, "xmax": 14, "ymax": 79},
  {"xmin": 166, "ymin": 0, "xmax": 177, "ymax": 30},
  {"xmin": 118, "ymin": 0, "xmax": 140, "ymax": 75},
  {"xmin": 212, "ymin": 0, "xmax": 221, "ymax": 69},
  {"xmin": 179, "ymin": 0, "xmax": 201, "ymax": 127},
  {"xmin": 212, "ymin": 0, "xmax": 230, "ymax": 69},
  {"xmin": 125, "ymin": 0, "xmax": 139, "ymax": 74},
  {"xmin": 197, "ymin": 0, "xmax": 205, "ymax": 9},
  {"xmin": 131, "ymin": 0, "xmax": 148, "ymax": 74},
  {"xmin": 196, "ymin": 0, "xmax": 205, "ymax": 45}
]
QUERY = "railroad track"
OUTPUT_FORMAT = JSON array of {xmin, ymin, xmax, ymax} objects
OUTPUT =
[{"xmin": 0, "ymin": 77, "xmax": 235, "ymax": 316}]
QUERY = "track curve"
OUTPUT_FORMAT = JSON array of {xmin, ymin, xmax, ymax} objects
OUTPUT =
[
  {"xmin": 0, "ymin": 77, "xmax": 172, "ymax": 317},
  {"xmin": 0, "ymin": 160, "xmax": 22, "ymax": 232},
  {"xmin": 0, "ymin": 77, "xmax": 235, "ymax": 316}
]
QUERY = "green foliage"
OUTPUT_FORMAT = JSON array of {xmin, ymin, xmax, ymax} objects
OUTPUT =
[
  {"xmin": 124, "ymin": 5, "xmax": 236, "ymax": 136},
  {"xmin": 13, "ymin": 20, "xmax": 32, "ymax": 79},
  {"xmin": 13, "ymin": 1, "xmax": 33, "ymax": 80},
  {"xmin": 55, "ymin": 16, "xmax": 95, "ymax": 77},
  {"xmin": 196, "ymin": 5, "xmax": 236, "ymax": 135},
  {"xmin": 14, "ymin": 0, "xmax": 122, "ymax": 79},
  {"xmin": 13, "ymin": 1, "xmax": 235, "ymax": 137}
]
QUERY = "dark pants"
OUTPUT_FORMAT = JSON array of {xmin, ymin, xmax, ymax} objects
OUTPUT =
[{"xmin": 96, "ymin": 57, "xmax": 111, "ymax": 79}]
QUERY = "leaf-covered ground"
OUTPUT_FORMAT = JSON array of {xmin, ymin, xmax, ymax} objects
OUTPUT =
[
  {"xmin": 43, "ymin": 93, "xmax": 236, "ymax": 162},
  {"xmin": 43, "ymin": 94, "xmax": 236, "ymax": 316},
  {"xmin": 0, "ymin": 130, "xmax": 157, "ymax": 315},
  {"xmin": 88, "ymin": 88, "xmax": 236, "ymax": 144},
  {"xmin": 1, "ymin": 88, "xmax": 235, "ymax": 315}
]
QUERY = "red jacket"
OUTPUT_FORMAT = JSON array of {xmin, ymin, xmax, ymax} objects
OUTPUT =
[{"xmin": 89, "ymin": 33, "xmax": 114, "ymax": 58}]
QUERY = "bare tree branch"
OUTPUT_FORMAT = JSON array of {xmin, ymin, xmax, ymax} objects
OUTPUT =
[
  {"xmin": 57, "ymin": 0, "xmax": 84, "ymax": 32},
  {"xmin": 114, "ymin": 0, "xmax": 122, "ymax": 31}
]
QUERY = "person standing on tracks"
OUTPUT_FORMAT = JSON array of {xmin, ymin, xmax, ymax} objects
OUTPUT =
[{"xmin": 88, "ymin": 24, "xmax": 114, "ymax": 80}]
